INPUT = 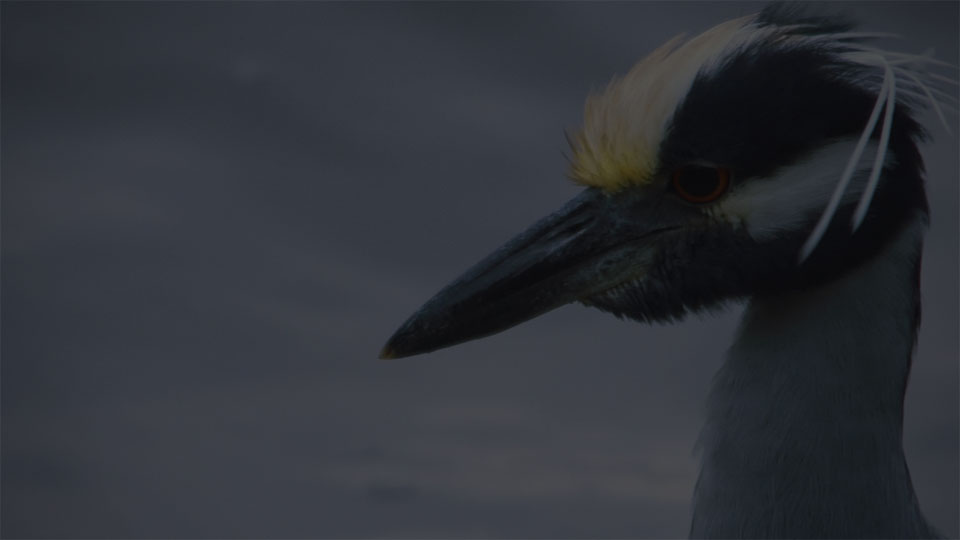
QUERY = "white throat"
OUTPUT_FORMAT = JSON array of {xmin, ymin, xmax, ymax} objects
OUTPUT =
[{"xmin": 690, "ymin": 214, "xmax": 935, "ymax": 539}]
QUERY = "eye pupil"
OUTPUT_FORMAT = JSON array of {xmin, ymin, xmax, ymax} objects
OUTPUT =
[
  {"xmin": 677, "ymin": 167, "xmax": 719, "ymax": 197},
  {"xmin": 672, "ymin": 165, "xmax": 730, "ymax": 203}
]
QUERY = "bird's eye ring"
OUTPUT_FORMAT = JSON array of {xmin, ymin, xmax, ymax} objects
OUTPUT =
[{"xmin": 671, "ymin": 166, "xmax": 730, "ymax": 203}]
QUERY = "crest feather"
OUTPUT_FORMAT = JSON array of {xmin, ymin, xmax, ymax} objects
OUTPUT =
[{"xmin": 568, "ymin": 16, "xmax": 756, "ymax": 191}]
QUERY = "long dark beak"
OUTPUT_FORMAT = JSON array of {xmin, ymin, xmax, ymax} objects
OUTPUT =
[{"xmin": 380, "ymin": 188, "xmax": 673, "ymax": 359}]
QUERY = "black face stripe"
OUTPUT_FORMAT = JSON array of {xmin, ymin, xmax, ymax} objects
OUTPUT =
[
  {"xmin": 662, "ymin": 44, "xmax": 880, "ymax": 180},
  {"xmin": 654, "ymin": 9, "xmax": 930, "ymax": 292},
  {"xmin": 660, "ymin": 3, "xmax": 928, "ymax": 184}
]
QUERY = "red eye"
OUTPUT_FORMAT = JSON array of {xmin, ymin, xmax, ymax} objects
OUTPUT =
[{"xmin": 671, "ymin": 165, "xmax": 730, "ymax": 203}]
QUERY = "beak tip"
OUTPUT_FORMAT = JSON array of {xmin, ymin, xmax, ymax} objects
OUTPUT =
[
  {"xmin": 379, "ymin": 330, "xmax": 417, "ymax": 359},
  {"xmin": 380, "ymin": 315, "xmax": 433, "ymax": 360},
  {"xmin": 378, "ymin": 345, "xmax": 398, "ymax": 360}
]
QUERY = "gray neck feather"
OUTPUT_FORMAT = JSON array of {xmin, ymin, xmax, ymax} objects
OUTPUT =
[{"xmin": 690, "ymin": 215, "xmax": 936, "ymax": 539}]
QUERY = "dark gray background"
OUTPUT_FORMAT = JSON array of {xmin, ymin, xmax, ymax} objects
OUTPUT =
[{"xmin": 2, "ymin": 2, "xmax": 957, "ymax": 538}]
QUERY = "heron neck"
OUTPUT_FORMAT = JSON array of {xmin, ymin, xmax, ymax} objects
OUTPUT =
[{"xmin": 690, "ymin": 215, "xmax": 934, "ymax": 539}]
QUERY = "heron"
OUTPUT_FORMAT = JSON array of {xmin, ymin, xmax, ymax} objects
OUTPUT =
[{"xmin": 380, "ymin": 5, "xmax": 955, "ymax": 538}]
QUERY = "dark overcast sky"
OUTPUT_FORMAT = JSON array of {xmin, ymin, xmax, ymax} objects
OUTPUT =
[{"xmin": 2, "ymin": 2, "xmax": 957, "ymax": 538}]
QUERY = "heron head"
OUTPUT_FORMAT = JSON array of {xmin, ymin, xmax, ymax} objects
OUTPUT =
[{"xmin": 381, "ymin": 5, "xmax": 938, "ymax": 359}]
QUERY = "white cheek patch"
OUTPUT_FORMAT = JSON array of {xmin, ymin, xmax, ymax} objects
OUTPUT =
[{"xmin": 715, "ymin": 138, "xmax": 894, "ymax": 241}]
